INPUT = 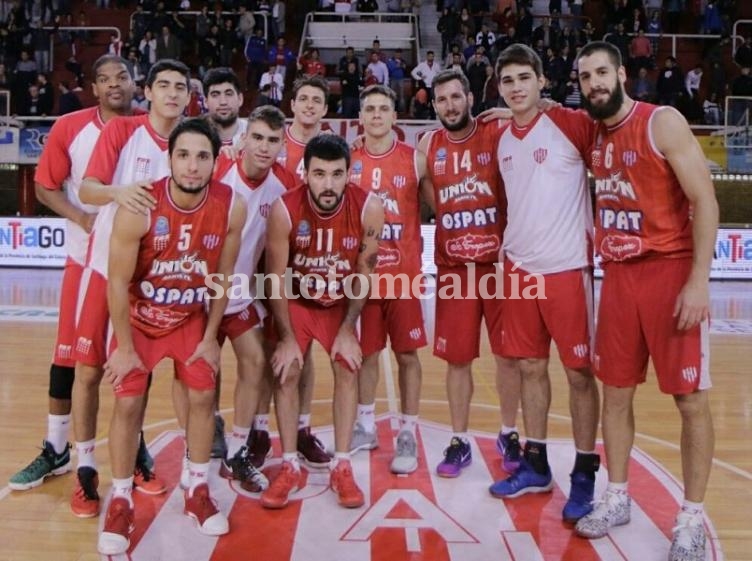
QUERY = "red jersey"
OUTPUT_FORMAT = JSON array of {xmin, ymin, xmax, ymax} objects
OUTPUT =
[
  {"xmin": 350, "ymin": 139, "xmax": 422, "ymax": 295},
  {"xmin": 590, "ymin": 102, "xmax": 693, "ymax": 263},
  {"xmin": 426, "ymin": 119, "xmax": 507, "ymax": 267},
  {"xmin": 277, "ymin": 126, "xmax": 308, "ymax": 183},
  {"xmin": 130, "ymin": 178, "xmax": 234, "ymax": 337},
  {"xmin": 281, "ymin": 184, "xmax": 372, "ymax": 307}
]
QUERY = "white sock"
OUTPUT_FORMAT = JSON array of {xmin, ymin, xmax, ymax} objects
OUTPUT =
[
  {"xmin": 607, "ymin": 481, "xmax": 629, "ymax": 495},
  {"xmin": 400, "ymin": 414, "xmax": 418, "ymax": 436},
  {"xmin": 298, "ymin": 414, "xmax": 311, "ymax": 430},
  {"xmin": 453, "ymin": 433, "xmax": 469, "ymax": 443},
  {"xmin": 188, "ymin": 461, "xmax": 210, "ymax": 495},
  {"xmin": 47, "ymin": 414, "xmax": 71, "ymax": 455},
  {"xmin": 357, "ymin": 403, "xmax": 376, "ymax": 432},
  {"xmin": 112, "ymin": 476, "xmax": 134, "ymax": 507},
  {"xmin": 332, "ymin": 451, "xmax": 350, "ymax": 468},
  {"xmin": 76, "ymin": 439, "xmax": 97, "ymax": 470},
  {"xmin": 254, "ymin": 414, "xmax": 270, "ymax": 432},
  {"xmin": 282, "ymin": 452, "xmax": 301, "ymax": 471},
  {"xmin": 501, "ymin": 425, "xmax": 518, "ymax": 435},
  {"xmin": 227, "ymin": 425, "xmax": 250, "ymax": 459},
  {"xmin": 681, "ymin": 500, "xmax": 704, "ymax": 516}
]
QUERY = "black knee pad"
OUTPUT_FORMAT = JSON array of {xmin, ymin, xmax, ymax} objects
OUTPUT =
[{"xmin": 48, "ymin": 365, "xmax": 75, "ymax": 400}]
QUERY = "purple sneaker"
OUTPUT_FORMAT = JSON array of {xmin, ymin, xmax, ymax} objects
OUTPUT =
[
  {"xmin": 496, "ymin": 431, "xmax": 521, "ymax": 473},
  {"xmin": 436, "ymin": 437, "xmax": 472, "ymax": 478}
]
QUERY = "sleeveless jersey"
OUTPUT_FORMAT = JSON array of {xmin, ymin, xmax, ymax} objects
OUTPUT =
[
  {"xmin": 281, "ymin": 184, "xmax": 372, "ymax": 307},
  {"xmin": 276, "ymin": 126, "xmax": 308, "ymax": 183},
  {"xmin": 590, "ymin": 102, "xmax": 693, "ymax": 263},
  {"xmin": 85, "ymin": 114, "xmax": 171, "ymax": 276},
  {"xmin": 349, "ymin": 139, "xmax": 422, "ymax": 294},
  {"xmin": 426, "ymin": 119, "xmax": 507, "ymax": 267},
  {"xmin": 214, "ymin": 155, "xmax": 297, "ymax": 314},
  {"xmin": 498, "ymin": 107, "xmax": 595, "ymax": 274},
  {"xmin": 130, "ymin": 177, "xmax": 234, "ymax": 337}
]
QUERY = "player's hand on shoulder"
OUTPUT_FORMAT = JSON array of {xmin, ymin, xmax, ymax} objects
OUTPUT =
[
  {"xmin": 331, "ymin": 326, "xmax": 362, "ymax": 371},
  {"xmin": 673, "ymin": 277, "xmax": 710, "ymax": 331},
  {"xmin": 350, "ymin": 134, "xmax": 365, "ymax": 151},
  {"xmin": 220, "ymin": 144, "xmax": 239, "ymax": 161},
  {"xmin": 187, "ymin": 338, "xmax": 222, "ymax": 373},
  {"xmin": 271, "ymin": 337, "xmax": 303, "ymax": 384},
  {"xmin": 104, "ymin": 347, "xmax": 146, "ymax": 388},
  {"xmin": 115, "ymin": 180, "xmax": 156, "ymax": 215},
  {"xmin": 536, "ymin": 98, "xmax": 561, "ymax": 111},
  {"xmin": 479, "ymin": 107, "xmax": 513, "ymax": 123}
]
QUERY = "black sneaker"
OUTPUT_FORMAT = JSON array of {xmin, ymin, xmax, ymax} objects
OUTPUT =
[
  {"xmin": 211, "ymin": 416, "xmax": 228, "ymax": 459},
  {"xmin": 219, "ymin": 446, "xmax": 269, "ymax": 492}
]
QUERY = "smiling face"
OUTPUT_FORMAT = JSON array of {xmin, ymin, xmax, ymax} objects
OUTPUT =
[
  {"xmin": 433, "ymin": 78, "xmax": 472, "ymax": 133},
  {"xmin": 577, "ymin": 50, "xmax": 627, "ymax": 120},
  {"xmin": 291, "ymin": 84, "xmax": 327, "ymax": 127},
  {"xmin": 145, "ymin": 69, "xmax": 189, "ymax": 120},
  {"xmin": 498, "ymin": 62, "xmax": 544, "ymax": 119}
]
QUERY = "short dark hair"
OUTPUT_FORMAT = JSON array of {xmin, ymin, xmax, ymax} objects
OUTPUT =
[
  {"xmin": 202, "ymin": 67, "xmax": 242, "ymax": 95},
  {"xmin": 291, "ymin": 74, "xmax": 329, "ymax": 101},
  {"xmin": 496, "ymin": 43, "xmax": 544, "ymax": 78},
  {"xmin": 304, "ymin": 134, "xmax": 350, "ymax": 171},
  {"xmin": 92, "ymin": 54, "xmax": 130, "ymax": 77},
  {"xmin": 146, "ymin": 58, "xmax": 190, "ymax": 89},
  {"xmin": 359, "ymin": 84, "xmax": 396, "ymax": 106},
  {"xmin": 168, "ymin": 117, "xmax": 221, "ymax": 159},
  {"xmin": 432, "ymin": 68, "xmax": 470, "ymax": 94},
  {"xmin": 248, "ymin": 104, "xmax": 286, "ymax": 130},
  {"xmin": 577, "ymin": 41, "xmax": 622, "ymax": 69}
]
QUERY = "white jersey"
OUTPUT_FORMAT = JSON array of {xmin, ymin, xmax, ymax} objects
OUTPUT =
[
  {"xmin": 214, "ymin": 155, "xmax": 295, "ymax": 314},
  {"xmin": 222, "ymin": 118, "xmax": 248, "ymax": 147},
  {"xmin": 84, "ymin": 114, "xmax": 171, "ymax": 276},
  {"xmin": 497, "ymin": 107, "xmax": 596, "ymax": 274}
]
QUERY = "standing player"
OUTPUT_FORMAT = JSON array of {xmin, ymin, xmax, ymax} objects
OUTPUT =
[
  {"xmin": 98, "ymin": 119, "xmax": 244, "ymax": 555},
  {"xmin": 261, "ymin": 134, "xmax": 384, "ymax": 509},
  {"xmin": 418, "ymin": 69, "xmax": 521, "ymax": 478},
  {"xmin": 204, "ymin": 67, "xmax": 248, "ymax": 148},
  {"xmin": 487, "ymin": 44, "xmax": 601, "ymax": 523},
  {"xmin": 574, "ymin": 42, "xmax": 718, "ymax": 561},
  {"xmin": 347, "ymin": 85, "xmax": 427, "ymax": 474},
  {"xmin": 8, "ymin": 56, "xmax": 137, "ymax": 509}
]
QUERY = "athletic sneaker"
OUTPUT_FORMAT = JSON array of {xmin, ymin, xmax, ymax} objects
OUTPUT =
[
  {"xmin": 489, "ymin": 460, "xmax": 553, "ymax": 498},
  {"xmin": 247, "ymin": 428, "xmax": 272, "ymax": 468},
  {"xmin": 349, "ymin": 422, "xmax": 378, "ymax": 454},
  {"xmin": 669, "ymin": 511, "xmax": 707, "ymax": 561},
  {"xmin": 8, "ymin": 440, "xmax": 71, "ymax": 490},
  {"xmin": 261, "ymin": 462, "xmax": 301, "ymax": 509},
  {"xmin": 390, "ymin": 430, "xmax": 418, "ymax": 474},
  {"xmin": 184, "ymin": 483, "xmax": 229, "ymax": 536},
  {"xmin": 575, "ymin": 490, "xmax": 631, "ymax": 539},
  {"xmin": 211, "ymin": 415, "xmax": 228, "ymax": 460},
  {"xmin": 496, "ymin": 431, "xmax": 522, "ymax": 473},
  {"xmin": 436, "ymin": 437, "xmax": 472, "ymax": 478},
  {"xmin": 297, "ymin": 427, "xmax": 332, "ymax": 468},
  {"xmin": 562, "ymin": 471, "xmax": 595, "ymax": 523},
  {"xmin": 97, "ymin": 497, "xmax": 134, "ymax": 555},
  {"xmin": 70, "ymin": 466, "xmax": 100, "ymax": 518},
  {"xmin": 219, "ymin": 446, "xmax": 269, "ymax": 492},
  {"xmin": 133, "ymin": 433, "xmax": 166, "ymax": 495},
  {"xmin": 330, "ymin": 461, "xmax": 365, "ymax": 508}
]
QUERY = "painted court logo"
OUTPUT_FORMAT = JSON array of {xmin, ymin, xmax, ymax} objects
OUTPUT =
[{"xmin": 114, "ymin": 419, "xmax": 723, "ymax": 561}]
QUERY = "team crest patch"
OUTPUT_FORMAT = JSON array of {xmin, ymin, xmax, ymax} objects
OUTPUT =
[
  {"xmin": 260, "ymin": 203, "xmax": 271, "ymax": 218},
  {"xmin": 533, "ymin": 147, "xmax": 548, "ymax": 164},
  {"xmin": 296, "ymin": 220, "xmax": 312, "ymax": 248},
  {"xmin": 350, "ymin": 160, "xmax": 363, "ymax": 183},
  {"xmin": 202, "ymin": 234, "xmax": 221, "ymax": 250},
  {"xmin": 622, "ymin": 150, "xmax": 638, "ymax": 167},
  {"xmin": 501, "ymin": 155, "xmax": 512, "ymax": 173},
  {"xmin": 342, "ymin": 236, "xmax": 359, "ymax": 250},
  {"xmin": 393, "ymin": 175, "xmax": 406, "ymax": 189},
  {"xmin": 153, "ymin": 216, "xmax": 170, "ymax": 251},
  {"xmin": 476, "ymin": 152, "xmax": 491, "ymax": 166},
  {"xmin": 276, "ymin": 148, "xmax": 287, "ymax": 165},
  {"xmin": 135, "ymin": 157, "xmax": 151, "ymax": 179},
  {"xmin": 433, "ymin": 148, "xmax": 447, "ymax": 176}
]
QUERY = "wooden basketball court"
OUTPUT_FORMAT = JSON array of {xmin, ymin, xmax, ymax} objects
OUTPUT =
[{"xmin": 0, "ymin": 268, "xmax": 750, "ymax": 560}]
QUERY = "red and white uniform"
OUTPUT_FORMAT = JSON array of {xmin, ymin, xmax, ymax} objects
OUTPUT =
[
  {"xmin": 34, "ymin": 107, "xmax": 105, "ymax": 366},
  {"xmin": 497, "ymin": 107, "xmax": 596, "ymax": 368},
  {"xmin": 75, "ymin": 114, "xmax": 171, "ymax": 366},
  {"xmin": 425, "ymin": 119, "xmax": 506, "ymax": 363},
  {"xmin": 279, "ymin": 184, "xmax": 372, "ymax": 358},
  {"xmin": 276, "ymin": 126, "xmax": 308, "ymax": 183},
  {"xmin": 213, "ymin": 155, "xmax": 296, "ymax": 341},
  {"xmin": 349, "ymin": 139, "xmax": 426, "ymax": 355},
  {"xmin": 590, "ymin": 102, "xmax": 709, "ymax": 394},
  {"xmin": 223, "ymin": 119, "xmax": 248, "ymax": 147},
  {"xmin": 112, "ymin": 177, "xmax": 234, "ymax": 397}
]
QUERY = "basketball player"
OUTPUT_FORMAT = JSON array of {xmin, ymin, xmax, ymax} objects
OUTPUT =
[
  {"xmin": 418, "ymin": 69, "xmax": 521, "ymax": 478},
  {"xmin": 347, "ymin": 85, "xmax": 427, "ymax": 474},
  {"xmin": 574, "ymin": 42, "xmax": 718, "ymax": 561},
  {"xmin": 97, "ymin": 118, "xmax": 244, "ymax": 555},
  {"xmin": 487, "ymin": 44, "xmax": 601, "ymax": 523},
  {"xmin": 261, "ymin": 134, "xmax": 384, "ymax": 509},
  {"xmin": 8, "ymin": 57, "xmax": 138, "ymax": 516}
]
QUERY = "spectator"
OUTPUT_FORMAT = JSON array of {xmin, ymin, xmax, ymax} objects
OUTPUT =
[
  {"xmin": 570, "ymin": 0, "xmax": 584, "ymax": 30},
  {"xmin": 458, "ymin": 7, "xmax": 475, "ymax": 38},
  {"xmin": 475, "ymin": 24, "xmax": 496, "ymax": 57},
  {"xmin": 57, "ymin": 81, "xmax": 81, "ymax": 115},
  {"xmin": 731, "ymin": 66, "xmax": 752, "ymax": 96},
  {"xmin": 236, "ymin": 5, "xmax": 256, "ymax": 42},
  {"xmin": 31, "ymin": 21, "xmax": 51, "ymax": 72},
  {"xmin": 533, "ymin": 17, "xmax": 559, "ymax": 49},
  {"xmin": 339, "ymin": 60, "xmax": 361, "ymax": 118},
  {"xmin": 708, "ymin": 60, "xmax": 727, "ymax": 102},
  {"xmin": 201, "ymin": 24, "xmax": 221, "ymax": 67},
  {"xmin": 245, "ymin": 27, "xmax": 267, "ymax": 88},
  {"xmin": 685, "ymin": 63, "xmax": 703, "ymax": 98},
  {"xmin": 272, "ymin": 0, "xmax": 286, "ymax": 40},
  {"xmin": 628, "ymin": 7, "xmax": 645, "ymax": 33},
  {"xmin": 108, "ymin": 33, "xmax": 123, "ymax": 57},
  {"xmin": 492, "ymin": 6, "xmax": 516, "ymax": 36},
  {"xmin": 437, "ymin": 7, "xmax": 458, "ymax": 60},
  {"xmin": 517, "ymin": 5, "xmax": 534, "ymax": 44},
  {"xmin": 466, "ymin": 50, "xmax": 488, "ymax": 115},
  {"xmin": 387, "ymin": 49, "xmax": 408, "ymax": 111},
  {"xmin": 366, "ymin": 50, "xmax": 389, "ymax": 86},
  {"xmin": 139, "ymin": 30, "xmax": 157, "ymax": 75},
  {"xmin": 156, "ymin": 25, "xmax": 181, "ymax": 60},
  {"xmin": 132, "ymin": 4, "xmax": 149, "ymax": 42},
  {"xmin": 581, "ymin": 20, "xmax": 596, "ymax": 44},
  {"xmin": 702, "ymin": 1, "xmax": 722, "ymax": 34},
  {"xmin": 409, "ymin": 87, "xmax": 431, "ymax": 119},
  {"xmin": 665, "ymin": 0, "xmax": 682, "ymax": 34},
  {"xmin": 411, "ymin": 50, "xmax": 441, "ymax": 95},
  {"xmin": 36, "ymin": 72, "xmax": 53, "ymax": 115},
  {"xmin": 334, "ymin": 0, "xmax": 352, "ymax": 13},
  {"xmin": 363, "ymin": 66, "xmax": 378, "ymax": 87},
  {"xmin": 19, "ymin": 83, "xmax": 42, "ymax": 116},
  {"xmin": 259, "ymin": 63, "xmax": 285, "ymax": 105},
  {"xmin": 126, "ymin": 49, "xmax": 146, "ymax": 83},
  {"xmin": 195, "ymin": 6, "xmax": 211, "ymax": 45},
  {"xmin": 647, "ymin": 10, "xmax": 661, "ymax": 56},
  {"xmin": 185, "ymin": 78, "xmax": 206, "ymax": 117},
  {"xmin": 338, "ymin": 46, "xmax": 360, "ymax": 75},
  {"xmin": 132, "ymin": 82, "xmax": 149, "ymax": 111},
  {"xmin": 14, "ymin": 50, "xmax": 38, "ymax": 93},
  {"xmin": 371, "ymin": 39, "xmax": 386, "ymax": 62},
  {"xmin": 631, "ymin": 66, "xmax": 656, "ymax": 102},
  {"xmin": 463, "ymin": 35, "xmax": 478, "ymax": 61},
  {"xmin": 482, "ymin": 64, "xmax": 499, "ymax": 110},
  {"xmin": 703, "ymin": 91, "xmax": 723, "ymax": 125},
  {"xmin": 444, "ymin": 43, "xmax": 465, "ymax": 69},
  {"xmin": 122, "ymin": 30, "xmax": 139, "ymax": 59},
  {"xmin": 357, "ymin": 0, "xmax": 379, "ymax": 12},
  {"xmin": 219, "ymin": 18, "xmax": 236, "ymax": 67},
  {"xmin": 656, "ymin": 56, "xmax": 684, "ymax": 107},
  {"xmin": 298, "ymin": 48, "xmax": 326, "ymax": 77},
  {"xmin": 607, "ymin": 23, "xmax": 630, "ymax": 66},
  {"xmin": 734, "ymin": 36, "xmax": 752, "ymax": 69},
  {"xmin": 629, "ymin": 29, "xmax": 653, "ymax": 74},
  {"xmin": 267, "ymin": 36, "xmax": 296, "ymax": 82},
  {"xmin": 448, "ymin": 52, "xmax": 464, "ymax": 72}
]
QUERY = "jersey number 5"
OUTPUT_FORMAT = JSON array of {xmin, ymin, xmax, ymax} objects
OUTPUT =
[{"xmin": 178, "ymin": 224, "xmax": 192, "ymax": 251}]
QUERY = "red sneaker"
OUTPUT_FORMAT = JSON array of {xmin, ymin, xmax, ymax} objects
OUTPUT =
[
  {"xmin": 97, "ymin": 497, "xmax": 134, "ymax": 555},
  {"xmin": 260, "ymin": 462, "xmax": 301, "ymax": 509},
  {"xmin": 133, "ymin": 464, "xmax": 166, "ymax": 495},
  {"xmin": 184, "ymin": 483, "xmax": 229, "ymax": 536},
  {"xmin": 330, "ymin": 460, "xmax": 364, "ymax": 508},
  {"xmin": 70, "ymin": 466, "xmax": 99, "ymax": 518}
]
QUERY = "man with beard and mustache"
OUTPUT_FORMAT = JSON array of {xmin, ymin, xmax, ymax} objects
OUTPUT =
[
  {"xmin": 262, "ymin": 134, "xmax": 384, "ymax": 509},
  {"xmin": 99, "ymin": 118, "xmax": 245, "ymax": 554},
  {"xmin": 417, "ymin": 69, "xmax": 522, "ymax": 479},
  {"xmin": 204, "ymin": 67, "xmax": 247, "ymax": 147},
  {"xmin": 575, "ymin": 42, "xmax": 719, "ymax": 561}
]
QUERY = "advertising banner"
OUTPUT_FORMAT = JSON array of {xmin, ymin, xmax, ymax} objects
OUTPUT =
[
  {"xmin": 18, "ymin": 125, "xmax": 52, "ymax": 164},
  {"xmin": 0, "ymin": 216, "xmax": 67, "ymax": 267}
]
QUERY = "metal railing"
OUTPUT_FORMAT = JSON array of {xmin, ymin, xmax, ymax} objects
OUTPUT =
[
  {"xmin": 732, "ymin": 19, "xmax": 752, "ymax": 55},
  {"xmin": 129, "ymin": 10, "xmax": 269, "ymax": 43},
  {"xmin": 602, "ymin": 31, "xmax": 721, "ymax": 60},
  {"xmin": 43, "ymin": 25, "xmax": 121, "ymax": 73}
]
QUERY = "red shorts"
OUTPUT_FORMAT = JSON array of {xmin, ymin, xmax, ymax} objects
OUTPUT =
[
  {"xmin": 109, "ymin": 313, "xmax": 215, "ymax": 397},
  {"xmin": 501, "ymin": 260, "xmax": 593, "ymax": 369},
  {"xmin": 218, "ymin": 302, "xmax": 263, "ymax": 345},
  {"xmin": 286, "ymin": 299, "xmax": 352, "ymax": 369},
  {"xmin": 73, "ymin": 267, "xmax": 109, "ymax": 367},
  {"xmin": 360, "ymin": 297, "xmax": 427, "ymax": 357},
  {"xmin": 53, "ymin": 258, "xmax": 85, "ymax": 367},
  {"xmin": 594, "ymin": 258, "xmax": 711, "ymax": 395},
  {"xmin": 433, "ymin": 264, "xmax": 504, "ymax": 364}
]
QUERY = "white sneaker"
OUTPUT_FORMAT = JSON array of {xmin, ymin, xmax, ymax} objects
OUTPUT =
[
  {"xmin": 575, "ymin": 489, "xmax": 631, "ymax": 539},
  {"xmin": 180, "ymin": 456, "xmax": 190, "ymax": 490},
  {"xmin": 390, "ymin": 430, "xmax": 418, "ymax": 474},
  {"xmin": 349, "ymin": 421, "xmax": 378, "ymax": 454},
  {"xmin": 185, "ymin": 483, "xmax": 229, "ymax": 536},
  {"xmin": 669, "ymin": 511, "xmax": 706, "ymax": 561}
]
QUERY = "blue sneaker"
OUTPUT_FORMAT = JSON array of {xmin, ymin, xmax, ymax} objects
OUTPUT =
[
  {"xmin": 496, "ymin": 431, "xmax": 521, "ymax": 472},
  {"xmin": 489, "ymin": 460, "xmax": 553, "ymax": 498},
  {"xmin": 562, "ymin": 471, "xmax": 595, "ymax": 522},
  {"xmin": 436, "ymin": 437, "xmax": 471, "ymax": 478}
]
